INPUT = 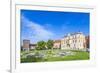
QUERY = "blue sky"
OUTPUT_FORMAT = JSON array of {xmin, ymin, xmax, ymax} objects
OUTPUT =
[{"xmin": 21, "ymin": 9, "xmax": 89, "ymax": 43}]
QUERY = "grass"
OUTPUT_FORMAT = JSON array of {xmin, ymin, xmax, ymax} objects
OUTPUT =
[
  {"xmin": 46, "ymin": 52, "xmax": 89, "ymax": 61},
  {"xmin": 21, "ymin": 49, "xmax": 89, "ymax": 63}
]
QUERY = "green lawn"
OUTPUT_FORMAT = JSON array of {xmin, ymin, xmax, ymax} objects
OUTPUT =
[{"xmin": 21, "ymin": 49, "xmax": 89, "ymax": 63}]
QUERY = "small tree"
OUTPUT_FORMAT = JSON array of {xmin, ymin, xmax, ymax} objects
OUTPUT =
[
  {"xmin": 46, "ymin": 40, "xmax": 53, "ymax": 49},
  {"xmin": 37, "ymin": 41, "xmax": 46, "ymax": 50}
]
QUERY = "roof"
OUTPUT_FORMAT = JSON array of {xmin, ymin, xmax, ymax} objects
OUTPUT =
[
  {"xmin": 53, "ymin": 40, "xmax": 61, "ymax": 43},
  {"xmin": 63, "ymin": 32, "xmax": 83, "ymax": 38},
  {"xmin": 29, "ymin": 44, "xmax": 36, "ymax": 46}
]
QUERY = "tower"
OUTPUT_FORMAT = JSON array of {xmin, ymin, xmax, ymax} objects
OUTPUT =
[{"xmin": 23, "ymin": 40, "xmax": 30, "ymax": 51}]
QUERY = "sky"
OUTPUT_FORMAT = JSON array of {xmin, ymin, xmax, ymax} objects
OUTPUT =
[{"xmin": 21, "ymin": 9, "xmax": 90, "ymax": 44}]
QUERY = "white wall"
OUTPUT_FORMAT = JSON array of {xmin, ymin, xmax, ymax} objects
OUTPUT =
[{"xmin": 0, "ymin": 0, "xmax": 100, "ymax": 73}]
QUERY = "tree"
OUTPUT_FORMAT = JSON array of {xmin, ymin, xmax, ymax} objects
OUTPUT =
[
  {"xmin": 46, "ymin": 40, "xmax": 53, "ymax": 49},
  {"xmin": 37, "ymin": 41, "xmax": 46, "ymax": 50}
]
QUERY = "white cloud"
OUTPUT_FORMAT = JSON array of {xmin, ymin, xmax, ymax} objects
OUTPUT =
[{"xmin": 21, "ymin": 15, "xmax": 55, "ymax": 43}]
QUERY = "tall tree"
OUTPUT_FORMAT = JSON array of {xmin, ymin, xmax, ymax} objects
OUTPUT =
[
  {"xmin": 46, "ymin": 40, "xmax": 53, "ymax": 49},
  {"xmin": 37, "ymin": 41, "xmax": 46, "ymax": 50}
]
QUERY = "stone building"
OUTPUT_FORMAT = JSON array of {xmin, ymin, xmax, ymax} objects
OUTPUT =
[
  {"xmin": 61, "ymin": 32, "xmax": 86, "ymax": 50},
  {"xmin": 23, "ymin": 40, "xmax": 30, "ymax": 51},
  {"xmin": 85, "ymin": 36, "xmax": 90, "ymax": 48},
  {"xmin": 53, "ymin": 40, "xmax": 61, "ymax": 49},
  {"xmin": 29, "ymin": 44, "xmax": 36, "ymax": 50}
]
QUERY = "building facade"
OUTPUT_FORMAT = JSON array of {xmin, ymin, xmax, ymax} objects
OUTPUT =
[
  {"xmin": 29, "ymin": 44, "xmax": 36, "ymax": 50},
  {"xmin": 61, "ymin": 32, "xmax": 86, "ymax": 50},
  {"xmin": 53, "ymin": 40, "xmax": 61, "ymax": 49},
  {"xmin": 85, "ymin": 36, "xmax": 89, "ymax": 48},
  {"xmin": 23, "ymin": 40, "xmax": 30, "ymax": 51}
]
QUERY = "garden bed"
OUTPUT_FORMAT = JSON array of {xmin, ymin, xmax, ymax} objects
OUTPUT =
[{"xmin": 21, "ymin": 49, "xmax": 89, "ymax": 63}]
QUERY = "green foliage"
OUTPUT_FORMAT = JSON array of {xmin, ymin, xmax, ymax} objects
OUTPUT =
[
  {"xmin": 21, "ymin": 49, "xmax": 89, "ymax": 63},
  {"xmin": 36, "ymin": 40, "xmax": 53, "ymax": 50},
  {"xmin": 21, "ymin": 51, "xmax": 45, "ymax": 63},
  {"xmin": 21, "ymin": 56, "xmax": 44, "ymax": 63},
  {"xmin": 46, "ymin": 40, "xmax": 53, "ymax": 49},
  {"xmin": 36, "ymin": 41, "xmax": 46, "ymax": 50},
  {"xmin": 47, "ymin": 50, "xmax": 52, "ymax": 54}
]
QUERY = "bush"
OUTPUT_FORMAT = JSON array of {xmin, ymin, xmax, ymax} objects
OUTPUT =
[{"xmin": 21, "ymin": 52, "xmax": 46, "ymax": 62}]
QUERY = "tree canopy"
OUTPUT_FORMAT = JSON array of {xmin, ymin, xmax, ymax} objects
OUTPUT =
[{"xmin": 46, "ymin": 40, "xmax": 53, "ymax": 49}]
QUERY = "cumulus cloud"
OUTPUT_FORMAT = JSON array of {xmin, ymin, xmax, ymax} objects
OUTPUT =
[{"xmin": 21, "ymin": 15, "xmax": 55, "ymax": 43}]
